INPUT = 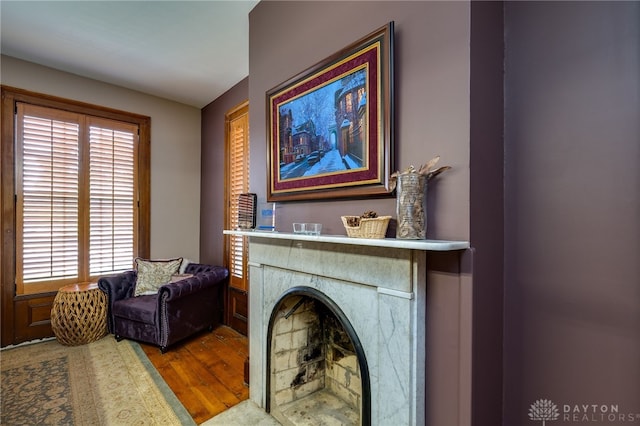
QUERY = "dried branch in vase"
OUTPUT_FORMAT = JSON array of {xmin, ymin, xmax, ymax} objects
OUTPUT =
[{"xmin": 389, "ymin": 155, "xmax": 451, "ymax": 192}]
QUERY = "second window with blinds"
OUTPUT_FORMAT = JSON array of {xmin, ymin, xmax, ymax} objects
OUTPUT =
[{"xmin": 224, "ymin": 101, "xmax": 250, "ymax": 335}]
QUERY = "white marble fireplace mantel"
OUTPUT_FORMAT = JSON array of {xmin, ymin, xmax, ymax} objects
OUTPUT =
[
  {"xmin": 224, "ymin": 230, "xmax": 470, "ymax": 252},
  {"xmin": 223, "ymin": 230, "xmax": 470, "ymax": 425}
]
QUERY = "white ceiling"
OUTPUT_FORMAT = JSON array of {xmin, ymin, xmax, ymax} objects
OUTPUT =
[{"xmin": 1, "ymin": 0, "xmax": 259, "ymax": 108}]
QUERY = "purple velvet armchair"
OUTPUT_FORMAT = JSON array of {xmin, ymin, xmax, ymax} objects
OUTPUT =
[{"xmin": 98, "ymin": 263, "xmax": 228, "ymax": 353}]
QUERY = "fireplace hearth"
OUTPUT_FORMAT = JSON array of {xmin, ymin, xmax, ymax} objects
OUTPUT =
[{"xmin": 224, "ymin": 230, "xmax": 469, "ymax": 426}]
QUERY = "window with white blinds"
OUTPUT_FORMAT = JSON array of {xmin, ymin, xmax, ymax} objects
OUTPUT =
[
  {"xmin": 225, "ymin": 102, "xmax": 250, "ymax": 291},
  {"xmin": 15, "ymin": 103, "xmax": 139, "ymax": 294},
  {"xmin": 88, "ymin": 119, "xmax": 137, "ymax": 276},
  {"xmin": 16, "ymin": 106, "xmax": 80, "ymax": 287}
]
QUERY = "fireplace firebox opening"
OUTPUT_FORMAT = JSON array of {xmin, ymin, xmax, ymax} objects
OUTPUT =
[{"xmin": 266, "ymin": 286, "xmax": 371, "ymax": 426}]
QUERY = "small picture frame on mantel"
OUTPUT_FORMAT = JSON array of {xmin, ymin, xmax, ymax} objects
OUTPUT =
[{"xmin": 237, "ymin": 193, "xmax": 257, "ymax": 229}]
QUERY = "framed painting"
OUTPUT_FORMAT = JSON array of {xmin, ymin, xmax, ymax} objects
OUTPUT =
[{"xmin": 266, "ymin": 22, "xmax": 394, "ymax": 201}]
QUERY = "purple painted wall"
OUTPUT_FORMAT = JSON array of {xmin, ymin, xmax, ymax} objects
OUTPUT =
[
  {"xmin": 470, "ymin": 3, "xmax": 504, "ymax": 425},
  {"xmin": 504, "ymin": 2, "xmax": 640, "ymax": 424},
  {"xmin": 249, "ymin": 1, "xmax": 471, "ymax": 240},
  {"xmin": 200, "ymin": 77, "xmax": 248, "ymax": 265}
]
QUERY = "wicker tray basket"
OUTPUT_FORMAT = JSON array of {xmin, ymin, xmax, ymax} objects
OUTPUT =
[{"xmin": 341, "ymin": 216, "xmax": 392, "ymax": 239}]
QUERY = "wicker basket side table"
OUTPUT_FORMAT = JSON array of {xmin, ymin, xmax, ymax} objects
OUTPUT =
[{"xmin": 51, "ymin": 282, "xmax": 108, "ymax": 346}]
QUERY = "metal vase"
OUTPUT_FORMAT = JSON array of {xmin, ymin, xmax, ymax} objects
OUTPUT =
[{"xmin": 396, "ymin": 171, "xmax": 427, "ymax": 239}]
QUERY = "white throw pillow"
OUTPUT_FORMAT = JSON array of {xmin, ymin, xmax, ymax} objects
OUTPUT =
[{"xmin": 179, "ymin": 258, "xmax": 193, "ymax": 274}]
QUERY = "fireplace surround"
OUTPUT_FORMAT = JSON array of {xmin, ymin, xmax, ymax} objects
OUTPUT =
[{"xmin": 225, "ymin": 230, "xmax": 469, "ymax": 425}]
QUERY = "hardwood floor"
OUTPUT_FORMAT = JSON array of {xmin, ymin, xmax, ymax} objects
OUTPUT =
[{"xmin": 140, "ymin": 326, "xmax": 249, "ymax": 424}]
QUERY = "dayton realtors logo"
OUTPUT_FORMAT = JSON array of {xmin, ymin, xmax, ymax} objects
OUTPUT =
[
  {"xmin": 529, "ymin": 399, "xmax": 560, "ymax": 425},
  {"xmin": 529, "ymin": 399, "xmax": 640, "ymax": 424}
]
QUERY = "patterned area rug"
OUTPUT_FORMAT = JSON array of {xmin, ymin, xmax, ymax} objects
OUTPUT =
[{"xmin": 0, "ymin": 336, "xmax": 194, "ymax": 425}]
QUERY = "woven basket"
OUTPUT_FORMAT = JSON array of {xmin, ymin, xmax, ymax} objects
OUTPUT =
[{"xmin": 341, "ymin": 216, "xmax": 392, "ymax": 239}]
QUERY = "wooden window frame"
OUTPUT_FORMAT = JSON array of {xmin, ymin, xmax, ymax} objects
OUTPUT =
[
  {"xmin": 1, "ymin": 86, "xmax": 150, "ymax": 345},
  {"xmin": 223, "ymin": 100, "xmax": 250, "ymax": 292}
]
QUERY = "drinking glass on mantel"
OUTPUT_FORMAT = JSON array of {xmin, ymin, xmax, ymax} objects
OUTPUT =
[{"xmin": 292, "ymin": 223, "xmax": 322, "ymax": 235}]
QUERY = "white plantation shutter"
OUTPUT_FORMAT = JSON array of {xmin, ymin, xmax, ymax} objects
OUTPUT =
[
  {"xmin": 16, "ymin": 105, "xmax": 80, "ymax": 289},
  {"xmin": 88, "ymin": 119, "xmax": 137, "ymax": 276},
  {"xmin": 226, "ymin": 103, "xmax": 249, "ymax": 290},
  {"xmin": 15, "ymin": 103, "xmax": 139, "ymax": 294}
]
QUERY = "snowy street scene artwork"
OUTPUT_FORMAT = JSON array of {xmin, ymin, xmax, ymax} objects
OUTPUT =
[
  {"xmin": 277, "ymin": 67, "xmax": 368, "ymax": 181},
  {"xmin": 267, "ymin": 22, "xmax": 394, "ymax": 201}
]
